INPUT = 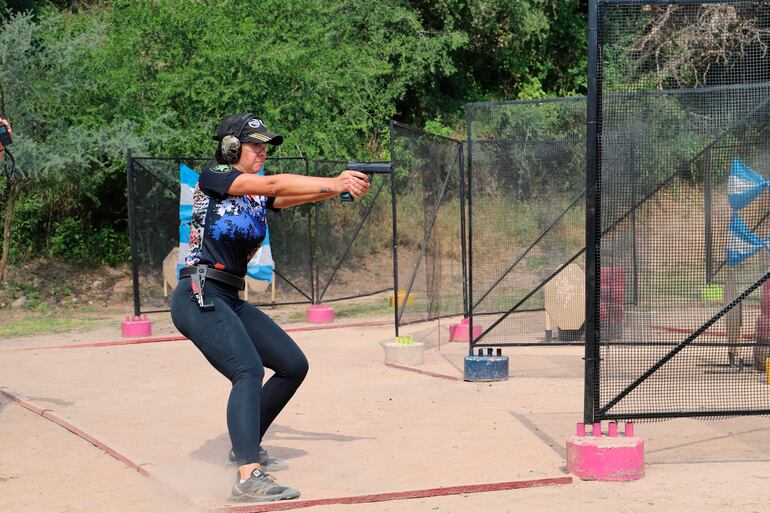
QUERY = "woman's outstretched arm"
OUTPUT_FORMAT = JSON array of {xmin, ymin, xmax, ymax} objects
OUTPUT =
[
  {"xmin": 228, "ymin": 170, "xmax": 368, "ymax": 198},
  {"xmin": 272, "ymin": 191, "xmax": 341, "ymax": 209}
]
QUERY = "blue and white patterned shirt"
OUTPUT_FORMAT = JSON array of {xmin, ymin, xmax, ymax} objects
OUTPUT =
[{"xmin": 185, "ymin": 164, "xmax": 278, "ymax": 277}]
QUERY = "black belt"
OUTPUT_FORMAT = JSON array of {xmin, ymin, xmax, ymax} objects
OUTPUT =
[{"xmin": 180, "ymin": 266, "xmax": 245, "ymax": 290}]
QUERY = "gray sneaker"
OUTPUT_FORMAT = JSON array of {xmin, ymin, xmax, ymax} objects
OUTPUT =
[
  {"xmin": 229, "ymin": 447, "xmax": 288, "ymax": 472},
  {"xmin": 230, "ymin": 467, "xmax": 300, "ymax": 502}
]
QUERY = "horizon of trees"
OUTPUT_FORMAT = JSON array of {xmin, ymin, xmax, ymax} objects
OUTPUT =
[{"xmin": 0, "ymin": 0, "xmax": 588, "ymax": 271}]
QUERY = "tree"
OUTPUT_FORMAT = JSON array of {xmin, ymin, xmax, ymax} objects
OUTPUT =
[
  {"xmin": 403, "ymin": 0, "xmax": 587, "ymax": 125},
  {"xmin": 80, "ymin": 0, "xmax": 465, "ymax": 159},
  {"xmin": 609, "ymin": 3, "xmax": 770, "ymax": 88},
  {"xmin": 0, "ymin": 11, "xmax": 148, "ymax": 281}
]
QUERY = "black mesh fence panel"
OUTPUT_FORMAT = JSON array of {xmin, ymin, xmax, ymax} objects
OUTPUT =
[
  {"xmin": 467, "ymin": 99, "xmax": 589, "ymax": 346},
  {"xmin": 391, "ymin": 123, "xmax": 465, "ymax": 329},
  {"xmin": 261, "ymin": 157, "xmax": 315, "ymax": 305},
  {"xmin": 312, "ymin": 160, "xmax": 393, "ymax": 314},
  {"xmin": 128, "ymin": 156, "xmax": 313, "ymax": 314},
  {"xmin": 128, "ymin": 156, "xmax": 207, "ymax": 313},
  {"xmin": 590, "ymin": 1, "xmax": 770, "ymax": 421}
]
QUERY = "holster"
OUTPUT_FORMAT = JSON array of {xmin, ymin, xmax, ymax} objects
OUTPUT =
[{"xmin": 190, "ymin": 265, "xmax": 214, "ymax": 310}]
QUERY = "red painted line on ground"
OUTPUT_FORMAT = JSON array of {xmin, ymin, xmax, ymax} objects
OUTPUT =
[
  {"xmin": 0, "ymin": 387, "xmax": 150, "ymax": 477},
  {"xmin": 285, "ymin": 320, "xmax": 393, "ymax": 333},
  {"xmin": 221, "ymin": 476, "xmax": 573, "ymax": 512},
  {"xmin": 10, "ymin": 335, "xmax": 188, "ymax": 352},
  {"xmin": 0, "ymin": 387, "xmax": 49, "ymax": 415},
  {"xmin": 652, "ymin": 325, "xmax": 756, "ymax": 340},
  {"xmin": 385, "ymin": 363, "xmax": 463, "ymax": 381},
  {"xmin": 5, "ymin": 320, "xmax": 394, "ymax": 352}
]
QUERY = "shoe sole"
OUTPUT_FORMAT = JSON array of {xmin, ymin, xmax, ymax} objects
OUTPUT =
[{"xmin": 229, "ymin": 489, "xmax": 301, "ymax": 502}]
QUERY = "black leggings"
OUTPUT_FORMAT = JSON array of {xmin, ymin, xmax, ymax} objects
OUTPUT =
[{"xmin": 171, "ymin": 276, "xmax": 308, "ymax": 465}]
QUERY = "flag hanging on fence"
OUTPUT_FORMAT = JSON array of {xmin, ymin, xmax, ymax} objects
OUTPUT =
[
  {"xmin": 248, "ymin": 228, "xmax": 274, "ymax": 281},
  {"xmin": 177, "ymin": 163, "xmax": 198, "ymax": 276},
  {"xmin": 727, "ymin": 212, "xmax": 770, "ymax": 266},
  {"xmin": 178, "ymin": 163, "xmax": 274, "ymax": 282},
  {"xmin": 728, "ymin": 159, "xmax": 767, "ymax": 211}
]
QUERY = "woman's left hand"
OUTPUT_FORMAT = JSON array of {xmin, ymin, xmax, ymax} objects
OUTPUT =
[{"xmin": 338, "ymin": 170, "xmax": 371, "ymax": 199}]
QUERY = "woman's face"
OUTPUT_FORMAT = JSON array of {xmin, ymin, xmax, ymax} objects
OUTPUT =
[{"xmin": 238, "ymin": 142, "xmax": 268, "ymax": 173}]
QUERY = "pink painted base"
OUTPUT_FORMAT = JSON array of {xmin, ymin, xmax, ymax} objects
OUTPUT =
[
  {"xmin": 121, "ymin": 315, "xmax": 152, "ymax": 338},
  {"xmin": 449, "ymin": 318, "xmax": 483, "ymax": 341},
  {"xmin": 307, "ymin": 304, "xmax": 335, "ymax": 323},
  {"xmin": 566, "ymin": 422, "xmax": 644, "ymax": 481}
]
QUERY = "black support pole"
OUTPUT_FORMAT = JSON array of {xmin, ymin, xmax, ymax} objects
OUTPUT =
[
  {"xmin": 126, "ymin": 148, "xmax": 141, "ymax": 317},
  {"xmin": 584, "ymin": 0, "xmax": 601, "ymax": 425},
  {"xmin": 306, "ymin": 157, "xmax": 315, "ymax": 305},
  {"xmin": 390, "ymin": 120, "xmax": 400, "ymax": 338},
  {"xmin": 459, "ymin": 144, "xmax": 469, "ymax": 320},
  {"xmin": 467, "ymin": 106, "xmax": 475, "ymax": 354}
]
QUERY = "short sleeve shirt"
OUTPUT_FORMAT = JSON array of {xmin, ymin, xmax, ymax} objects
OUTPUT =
[{"xmin": 185, "ymin": 164, "xmax": 278, "ymax": 277}]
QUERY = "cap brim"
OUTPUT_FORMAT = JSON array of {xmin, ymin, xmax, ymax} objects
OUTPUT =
[{"xmin": 243, "ymin": 132, "xmax": 283, "ymax": 146}]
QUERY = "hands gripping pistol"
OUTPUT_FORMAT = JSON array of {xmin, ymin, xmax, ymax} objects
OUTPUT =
[{"xmin": 340, "ymin": 162, "xmax": 392, "ymax": 202}]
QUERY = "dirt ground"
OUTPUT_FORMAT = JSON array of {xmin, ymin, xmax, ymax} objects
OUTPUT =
[{"xmin": 2, "ymin": 310, "xmax": 770, "ymax": 513}]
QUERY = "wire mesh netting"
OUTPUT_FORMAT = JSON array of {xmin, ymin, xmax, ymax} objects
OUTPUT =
[
  {"xmin": 467, "ymin": 98, "xmax": 589, "ymax": 346},
  {"xmin": 128, "ymin": 156, "xmax": 314, "ymax": 313},
  {"xmin": 391, "ymin": 123, "xmax": 466, "ymax": 331},
  {"xmin": 313, "ymin": 160, "xmax": 393, "ymax": 312},
  {"xmin": 591, "ymin": 0, "xmax": 770, "ymax": 421}
]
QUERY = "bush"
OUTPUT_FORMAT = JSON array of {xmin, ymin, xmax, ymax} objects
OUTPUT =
[{"xmin": 46, "ymin": 218, "xmax": 128, "ymax": 266}]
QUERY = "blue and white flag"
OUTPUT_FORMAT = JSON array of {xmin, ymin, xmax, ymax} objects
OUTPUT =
[
  {"xmin": 177, "ymin": 163, "xmax": 198, "ymax": 276},
  {"xmin": 248, "ymin": 227, "xmax": 274, "ymax": 281},
  {"xmin": 248, "ymin": 165, "xmax": 274, "ymax": 283},
  {"xmin": 727, "ymin": 213, "xmax": 770, "ymax": 266},
  {"xmin": 728, "ymin": 159, "xmax": 767, "ymax": 211},
  {"xmin": 178, "ymin": 163, "xmax": 274, "ymax": 282}
]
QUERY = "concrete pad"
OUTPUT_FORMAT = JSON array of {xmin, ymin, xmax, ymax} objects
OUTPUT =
[
  {"xmin": 3, "ymin": 316, "xmax": 770, "ymax": 512},
  {"xmin": 0, "ymin": 395, "xmax": 197, "ymax": 513},
  {"xmin": 0, "ymin": 321, "xmax": 566, "ymax": 509}
]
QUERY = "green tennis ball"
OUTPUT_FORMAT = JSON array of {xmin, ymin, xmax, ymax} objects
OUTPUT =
[
  {"xmin": 701, "ymin": 284, "xmax": 724, "ymax": 302},
  {"xmin": 394, "ymin": 336, "xmax": 414, "ymax": 345}
]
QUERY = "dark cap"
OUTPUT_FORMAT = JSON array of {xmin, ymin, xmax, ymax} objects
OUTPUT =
[{"xmin": 214, "ymin": 113, "xmax": 283, "ymax": 146}]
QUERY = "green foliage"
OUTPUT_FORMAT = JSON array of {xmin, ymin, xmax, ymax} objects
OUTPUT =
[
  {"xmin": 0, "ymin": 10, "xmax": 152, "ymax": 270},
  {"xmin": 47, "ymin": 218, "xmax": 128, "ymax": 265},
  {"xmin": 423, "ymin": 118, "xmax": 455, "ymax": 138},
  {"xmin": 404, "ymin": 0, "xmax": 588, "ymax": 125},
  {"xmin": 0, "ymin": 310, "xmax": 113, "ymax": 337},
  {"xmin": 0, "ymin": 0, "xmax": 591, "ymax": 267},
  {"xmin": 83, "ymin": 0, "xmax": 464, "ymax": 159}
]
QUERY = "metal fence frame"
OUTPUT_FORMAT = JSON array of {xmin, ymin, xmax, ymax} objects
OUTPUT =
[
  {"xmin": 465, "ymin": 97, "xmax": 628, "ymax": 350},
  {"xmin": 127, "ymin": 150, "xmax": 418, "ymax": 322},
  {"xmin": 585, "ymin": 0, "xmax": 770, "ymax": 423},
  {"xmin": 311, "ymin": 159, "xmax": 394, "ymax": 306},
  {"xmin": 390, "ymin": 120, "xmax": 469, "ymax": 333},
  {"xmin": 127, "ymin": 153, "xmax": 315, "ymax": 315}
]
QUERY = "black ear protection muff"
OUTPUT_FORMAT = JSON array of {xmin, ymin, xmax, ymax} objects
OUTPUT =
[{"xmin": 217, "ymin": 113, "xmax": 257, "ymax": 164}]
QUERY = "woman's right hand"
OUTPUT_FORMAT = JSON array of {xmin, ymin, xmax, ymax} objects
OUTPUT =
[{"xmin": 335, "ymin": 170, "xmax": 370, "ymax": 199}]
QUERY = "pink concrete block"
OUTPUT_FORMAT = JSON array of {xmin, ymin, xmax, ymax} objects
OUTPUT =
[
  {"xmin": 307, "ymin": 304, "xmax": 335, "ymax": 323},
  {"xmin": 566, "ymin": 430, "xmax": 644, "ymax": 481},
  {"xmin": 121, "ymin": 315, "xmax": 152, "ymax": 338},
  {"xmin": 449, "ymin": 321, "xmax": 483, "ymax": 341}
]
